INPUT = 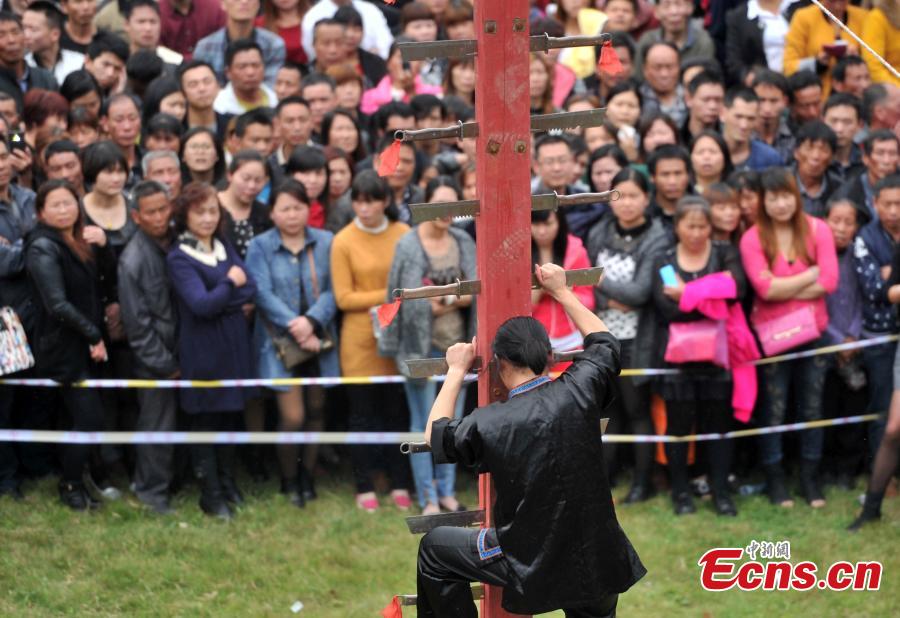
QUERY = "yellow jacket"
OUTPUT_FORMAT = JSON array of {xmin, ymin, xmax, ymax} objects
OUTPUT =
[
  {"xmin": 861, "ymin": 3, "xmax": 900, "ymax": 86},
  {"xmin": 558, "ymin": 9, "xmax": 608, "ymax": 79},
  {"xmin": 783, "ymin": 4, "xmax": 868, "ymax": 96}
]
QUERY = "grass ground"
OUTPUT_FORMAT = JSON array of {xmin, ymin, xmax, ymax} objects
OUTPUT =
[{"xmin": 1, "ymin": 470, "xmax": 898, "ymax": 617}]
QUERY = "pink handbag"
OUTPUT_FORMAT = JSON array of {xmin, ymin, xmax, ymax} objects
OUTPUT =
[
  {"xmin": 754, "ymin": 305, "xmax": 820, "ymax": 357},
  {"xmin": 664, "ymin": 320, "xmax": 729, "ymax": 368}
]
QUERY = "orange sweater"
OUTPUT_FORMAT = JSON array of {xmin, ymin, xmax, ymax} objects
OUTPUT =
[
  {"xmin": 331, "ymin": 220, "xmax": 409, "ymax": 377},
  {"xmin": 861, "ymin": 6, "xmax": 900, "ymax": 87},
  {"xmin": 784, "ymin": 4, "xmax": 868, "ymax": 96}
]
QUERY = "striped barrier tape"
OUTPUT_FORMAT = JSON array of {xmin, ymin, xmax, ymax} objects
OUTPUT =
[
  {"xmin": 0, "ymin": 413, "xmax": 880, "ymax": 445},
  {"xmin": 0, "ymin": 334, "xmax": 895, "ymax": 388}
]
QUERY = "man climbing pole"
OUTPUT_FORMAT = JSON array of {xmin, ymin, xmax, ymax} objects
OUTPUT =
[{"xmin": 416, "ymin": 262, "xmax": 647, "ymax": 618}]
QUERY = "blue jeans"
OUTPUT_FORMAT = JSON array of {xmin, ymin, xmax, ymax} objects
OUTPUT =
[
  {"xmin": 861, "ymin": 338, "xmax": 896, "ymax": 460},
  {"xmin": 758, "ymin": 337, "xmax": 829, "ymax": 465},
  {"xmin": 404, "ymin": 370, "xmax": 466, "ymax": 509}
]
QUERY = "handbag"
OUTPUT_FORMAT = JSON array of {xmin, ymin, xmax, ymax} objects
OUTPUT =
[
  {"xmin": 664, "ymin": 319, "xmax": 729, "ymax": 368},
  {"xmin": 754, "ymin": 305, "xmax": 820, "ymax": 357},
  {"xmin": 0, "ymin": 306, "xmax": 34, "ymax": 376},
  {"xmin": 265, "ymin": 245, "xmax": 334, "ymax": 370}
]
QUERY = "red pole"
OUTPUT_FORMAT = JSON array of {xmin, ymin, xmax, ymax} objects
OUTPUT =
[{"xmin": 473, "ymin": 3, "xmax": 532, "ymax": 617}]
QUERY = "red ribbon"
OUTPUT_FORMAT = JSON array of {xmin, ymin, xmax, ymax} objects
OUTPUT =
[
  {"xmin": 380, "ymin": 595, "xmax": 403, "ymax": 617},
  {"xmin": 376, "ymin": 300, "xmax": 402, "ymax": 328},
  {"xmin": 376, "ymin": 139, "xmax": 402, "ymax": 177},
  {"xmin": 597, "ymin": 40, "xmax": 624, "ymax": 76}
]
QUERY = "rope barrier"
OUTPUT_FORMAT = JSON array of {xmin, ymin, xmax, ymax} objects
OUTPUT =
[
  {"xmin": 809, "ymin": 0, "xmax": 900, "ymax": 82},
  {"xmin": 1, "ymin": 334, "xmax": 894, "ymax": 387},
  {"xmin": 0, "ymin": 413, "xmax": 880, "ymax": 444}
]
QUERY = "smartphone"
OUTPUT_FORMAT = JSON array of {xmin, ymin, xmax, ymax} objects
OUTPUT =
[
  {"xmin": 659, "ymin": 264, "xmax": 678, "ymax": 287},
  {"xmin": 8, "ymin": 131, "xmax": 26, "ymax": 152}
]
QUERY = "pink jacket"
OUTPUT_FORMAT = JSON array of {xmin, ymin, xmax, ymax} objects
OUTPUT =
[
  {"xmin": 360, "ymin": 76, "xmax": 443, "ymax": 115},
  {"xmin": 739, "ymin": 215, "xmax": 839, "ymax": 334},
  {"xmin": 533, "ymin": 235, "xmax": 595, "ymax": 338},
  {"xmin": 679, "ymin": 272, "xmax": 761, "ymax": 423}
]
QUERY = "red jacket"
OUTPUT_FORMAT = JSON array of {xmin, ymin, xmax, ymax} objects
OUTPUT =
[{"xmin": 533, "ymin": 234, "xmax": 595, "ymax": 340}]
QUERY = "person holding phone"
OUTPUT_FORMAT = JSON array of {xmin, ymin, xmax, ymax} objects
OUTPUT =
[{"xmin": 586, "ymin": 168, "xmax": 671, "ymax": 502}]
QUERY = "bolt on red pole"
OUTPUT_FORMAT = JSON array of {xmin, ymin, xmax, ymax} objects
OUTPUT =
[{"xmin": 473, "ymin": 2, "xmax": 533, "ymax": 617}]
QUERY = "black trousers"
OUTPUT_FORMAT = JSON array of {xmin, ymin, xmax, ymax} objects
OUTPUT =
[
  {"xmin": 346, "ymin": 383, "xmax": 410, "ymax": 494},
  {"xmin": 0, "ymin": 385, "xmax": 17, "ymax": 491},
  {"xmin": 665, "ymin": 398, "xmax": 733, "ymax": 496},
  {"xmin": 59, "ymin": 386, "xmax": 105, "ymax": 484},
  {"xmin": 417, "ymin": 526, "xmax": 619, "ymax": 618}
]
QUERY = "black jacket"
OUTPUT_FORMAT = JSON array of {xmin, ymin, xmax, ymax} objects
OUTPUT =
[
  {"xmin": 24, "ymin": 224, "xmax": 103, "ymax": 382},
  {"xmin": 432, "ymin": 332, "xmax": 647, "ymax": 614},
  {"xmin": 724, "ymin": 4, "xmax": 768, "ymax": 87},
  {"xmin": 118, "ymin": 229, "xmax": 179, "ymax": 377},
  {"xmin": 0, "ymin": 64, "xmax": 58, "ymax": 112}
]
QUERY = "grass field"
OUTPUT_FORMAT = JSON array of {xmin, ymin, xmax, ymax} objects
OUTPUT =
[{"xmin": 1, "ymin": 470, "xmax": 898, "ymax": 617}]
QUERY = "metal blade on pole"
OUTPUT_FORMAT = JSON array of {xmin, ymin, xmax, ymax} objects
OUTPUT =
[
  {"xmin": 404, "ymin": 350, "xmax": 584, "ymax": 379},
  {"xmin": 392, "ymin": 268, "xmax": 602, "ymax": 302},
  {"xmin": 398, "ymin": 585, "xmax": 485, "ymax": 606},
  {"xmin": 398, "ymin": 33, "xmax": 612, "ymax": 61},
  {"xmin": 409, "ymin": 191, "xmax": 618, "ymax": 224}
]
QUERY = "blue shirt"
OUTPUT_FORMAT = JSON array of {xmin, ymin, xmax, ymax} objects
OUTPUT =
[
  {"xmin": 193, "ymin": 27, "xmax": 285, "ymax": 88},
  {"xmin": 735, "ymin": 139, "xmax": 783, "ymax": 172},
  {"xmin": 853, "ymin": 220, "xmax": 899, "ymax": 334}
]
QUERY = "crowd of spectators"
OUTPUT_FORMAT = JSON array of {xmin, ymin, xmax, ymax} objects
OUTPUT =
[{"xmin": 0, "ymin": 0, "xmax": 898, "ymax": 529}]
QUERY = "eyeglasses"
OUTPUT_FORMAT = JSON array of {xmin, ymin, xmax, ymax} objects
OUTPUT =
[{"xmin": 187, "ymin": 142, "xmax": 214, "ymax": 152}]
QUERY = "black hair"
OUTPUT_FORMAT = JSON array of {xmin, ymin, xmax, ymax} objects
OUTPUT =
[
  {"xmin": 132, "ymin": 179, "xmax": 169, "ymax": 207},
  {"xmin": 794, "ymin": 120, "xmax": 837, "ymax": 153},
  {"xmin": 300, "ymin": 72, "xmax": 336, "ymax": 92},
  {"xmin": 60, "ymin": 69, "xmax": 103, "ymax": 105},
  {"xmin": 637, "ymin": 111, "xmax": 680, "ymax": 160},
  {"xmin": 690, "ymin": 129, "xmax": 733, "ymax": 180},
  {"xmin": 727, "ymin": 168, "xmax": 762, "ymax": 194},
  {"xmin": 25, "ymin": 1, "xmax": 63, "ymax": 31},
  {"xmin": 587, "ymin": 144, "xmax": 628, "ymax": 191},
  {"xmin": 285, "ymin": 145, "xmax": 327, "ymax": 174},
  {"xmin": 874, "ymin": 174, "xmax": 900, "ymax": 199},
  {"xmin": 227, "ymin": 149, "xmax": 267, "ymax": 175},
  {"xmin": 141, "ymin": 75, "xmax": 181, "ymax": 126},
  {"xmin": 610, "ymin": 167, "xmax": 651, "ymax": 194},
  {"xmin": 124, "ymin": 0, "xmax": 160, "ymax": 19},
  {"xmin": 350, "ymin": 169, "xmax": 399, "ymax": 220},
  {"xmin": 724, "ymin": 87, "xmax": 758, "ymax": 108},
  {"xmin": 531, "ymin": 208, "xmax": 570, "ymax": 267},
  {"xmin": 176, "ymin": 59, "xmax": 216, "ymax": 85},
  {"xmin": 687, "ymin": 69, "xmax": 724, "ymax": 96},
  {"xmin": 673, "ymin": 195, "xmax": 712, "ymax": 226},
  {"xmin": 862, "ymin": 84, "xmax": 891, "ymax": 124},
  {"xmin": 276, "ymin": 95, "xmax": 310, "ymax": 115},
  {"xmin": 126, "ymin": 50, "xmax": 164, "ymax": 93},
  {"xmin": 602, "ymin": 30, "xmax": 635, "ymax": 63},
  {"xmin": 373, "ymin": 100, "xmax": 415, "ymax": 133},
  {"xmin": 569, "ymin": 134, "xmax": 588, "ymax": 157},
  {"xmin": 0, "ymin": 10, "xmax": 20, "ymax": 27},
  {"xmin": 268, "ymin": 178, "xmax": 310, "ymax": 211},
  {"xmin": 278, "ymin": 60, "xmax": 306, "ymax": 81},
  {"xmin": 423, "ymin": 175, "xmax": 461, "ymax": 203},
  {"xmin": 44, "ymin": 138, "xmax": 80, "ymax": 163},
  {"xmin": 604, "ymin": 78, "xmax": 643, "ymax": 110},
  {"xmin": 100, "ymin": 92, "xmax": 141, "ymax": 118},
  {"xmin": 787, "ymin": 70, "xmax": 821, "ymax": 98},
  {"xmin": 751, "ymin": 69, "xmax": 790, "ymax": 97},
  {"xmin": 234, "ymin": 108, "xmax": 273, "ymax": 138},
  {"xmin": 647, "ymin": 144, "xmax": 690, "ymax": 176},
  {"xmin": 82, "ymin": 140, "xmax": 128, "ymax": 185},
  {"xmin": 823, "ymin": 92, "xmax": 861, "ymax": 120},
  {"xmin": 225, "ymin": 38, "xmax": 263, "ymax": 68},
  {"xmin": 145, "ymin": 112, "xmax": 183, "ymax": 140},
  {"xmin": 680, "ymin": 58, "xmax": 722, "ymax": 82},
  {"xmin": 863, "ymin": 129, "xmax": 899, "ymax": 156},
  {"xmin": 533, "ymin": 133, "xmax": 573, "ymax": 160},
  {"xmin": 333, "ymin": 4, "xmax": 363, "ymax": 27},
  {"xmin": 410, "ymin": 94, "xmax": 446, "ymax": 122},
  {"xmin": 179, "ymin": 126, "xmax": 225, "ymax": 184},
  {"xmin": 832, "ymin": 55, "xmax": 867, "ymax": 83},
  {"xmin": 321, "ymin": 108, "xmax": 367, "ymax": 162},
  {"xmin": 313, "ymin": 17, "xmax": 345, "ymax": 41},
  {"xmin": 640, "ymin": 39, "xmax": 678, "ymax": 65},
  {"xmin": 87, "ymin": 29, "xmax": 129, "ymax": 63},
  {"xmin": 492, "ymin": 317, "xmax": 551, "ymax": 374}
]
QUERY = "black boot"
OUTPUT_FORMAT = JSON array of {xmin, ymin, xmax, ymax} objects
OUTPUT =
[
  {"xmin": 672, "ymin": 491, "xmax": 696, "ymax": 515},
  {"xmin": 623, "ymin": 470, "xmax": 655, "ymax": 504},
  {"xmin": 218, "ymin": 445, "xmax": 244, "ymax": 506},
  {"xmin": 58, "ymin": 480, "xmax": 91, "ymax": 511},
  {"xmin": 799, "ymin": 459, "xmax": 826, "ymax": 507},
  {"xmin": 195, "ymin": 447, "xmax": 232, "ymax": 519},
  {"xmin": 763, "ymin": 463, "xmax": 793, "ymax": 507},
  {"xmin": 298, "ymin": 463, "xmax": 317, "ymax": 502},
  {"xmin": 712, "ymin": 491, "xmax": 738, "ymax": 516},
  {"xmin": 245, "ymin": 445, "xmax": 268, "ymax": 483},
  {"xmin": 848, "ymin": 492, "xmax": 884, "ymax": 532},
  {"xmin": 280, "ymin": 478, "xmax": 305, "ymax": 508}
]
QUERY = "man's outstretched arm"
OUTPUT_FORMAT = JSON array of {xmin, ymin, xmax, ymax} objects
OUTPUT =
[
  {"xmin": 424, "ymin": 338, "xmax": 476, "ymax": 446},
  {"xmin": 536, "ymin": 263, "xmax": 609, "ymax": 337}
]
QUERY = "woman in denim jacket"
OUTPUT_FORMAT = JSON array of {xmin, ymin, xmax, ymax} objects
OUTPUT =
[{"xmin": 245, "ymin": 180, "xmax": 339, "ymax": 508}]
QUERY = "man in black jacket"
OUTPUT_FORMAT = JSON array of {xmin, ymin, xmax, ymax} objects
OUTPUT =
[
  {"xmin": 0, "ymin": 11, "xmax": 57, "ymax": 114},
  {"xmin": 418, "ymin": 263, "xmax": 646, "ymax": 617},
  {"xmin": 118, "ymin": 181, "xmax": 179, "ymax": 514}
]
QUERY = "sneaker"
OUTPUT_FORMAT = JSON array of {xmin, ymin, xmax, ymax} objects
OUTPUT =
[
  {"xmin": 356, "ymin": 492, "xmax": 378, "ymax": 513},
  {"xmin": 391, "ymin": 490, "xmax": 412, "ymax": 511}
]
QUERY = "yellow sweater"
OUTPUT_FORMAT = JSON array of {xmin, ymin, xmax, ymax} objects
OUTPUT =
[
  {"xmin": 331, "ymin": 220, "xmax": 409, "ymax": 377},
  {"xmin": 558, "ymin": 9, "xmax": 608, "ymax": 79},
  {"xmin": 861, "ymin": 6, "xmax": 900, "ymax": 87},
  {"xmin": 784, "ymin": 4, "xmax": 868, "ymax": 96}
]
